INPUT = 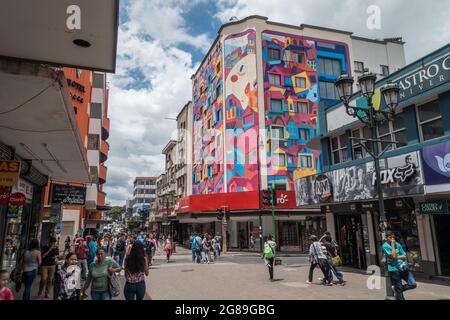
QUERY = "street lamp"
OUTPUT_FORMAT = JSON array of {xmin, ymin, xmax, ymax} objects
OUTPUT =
[{"xmin": 335, "ymin": 72, "xmax": 400, "ymax": 300}]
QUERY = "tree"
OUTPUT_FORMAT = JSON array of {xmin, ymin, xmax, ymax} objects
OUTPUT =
[{"xmin": 106, "ymin": 206, "xmax": 125, "ymax": 221}]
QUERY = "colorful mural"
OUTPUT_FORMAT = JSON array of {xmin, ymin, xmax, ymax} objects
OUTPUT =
[
  {"xmin": 262, "ymin": 31, "xmax": 349, "ymax": 191},
  {"xmin": 192, "ymin": 41, "xmax": 224, "ymax": 194},
  {"xmin": 224, "ymin": 29, "xmax": 259, "ymax": 192}
]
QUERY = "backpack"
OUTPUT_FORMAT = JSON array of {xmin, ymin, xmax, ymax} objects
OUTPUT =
[{"xmin": 264, "ymin": 243, "xmax": 274, "ymax": 259}]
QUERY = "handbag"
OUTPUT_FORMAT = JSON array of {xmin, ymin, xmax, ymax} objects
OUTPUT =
[
  {"xmin": 331, "ymin": 255, "xmax": 342, "ymax": 267},
  {"xmin": 107, "ymin": 271, "xmax": 120, "ymax": 297}
]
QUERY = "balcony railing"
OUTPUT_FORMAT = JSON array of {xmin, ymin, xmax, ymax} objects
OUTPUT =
[
  {"xmin": 100, "ymin": 140, "xmax": 109, "ymax": 162},
  {"xmin": 99, "ymin": 164, "xmax": 107, "ymax": 184}
]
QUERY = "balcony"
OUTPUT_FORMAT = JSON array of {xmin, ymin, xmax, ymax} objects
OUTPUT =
[
  {"xmin": 100, "ymin": 140, "xmax": 109, "ymax": 163},
  {"xmin": 102, "ymin": 117, "xmax": 110, "ymax": 140},
  {"xmin": 97, "ymin": 190, "xmax": 106, "ymax": 205},
  {"xmin": 99, "ymin": 164, "xmax": 107, "ymax": 184}
]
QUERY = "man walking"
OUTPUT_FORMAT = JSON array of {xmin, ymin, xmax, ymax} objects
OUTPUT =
[
  {"xmin": 382, "ymin": 231, "xmax": 417, "ymax": 300},
  {"xmin": 39, "ymin": 237, "xmax": 59, "ymax": 298},
  {"xmin": 115, "ymin": 234, "xmax": 127, "ymax": 267},
  {"xmin": 307, "ymin": 235, "xmax": 331, "ymax": 285},
  {"xmin": 263, "ymin": 235, "xmax": 276, "ymax": 281}
]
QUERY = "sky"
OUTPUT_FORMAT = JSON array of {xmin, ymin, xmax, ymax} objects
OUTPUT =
[{"xmin": 103, "ymin": 0, "xmax": 450, "ymax": 206}]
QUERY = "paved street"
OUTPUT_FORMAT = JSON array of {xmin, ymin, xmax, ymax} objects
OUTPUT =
[{"xmin": 128, "ymin": 248, "xmax": 450, "ymax": 300}]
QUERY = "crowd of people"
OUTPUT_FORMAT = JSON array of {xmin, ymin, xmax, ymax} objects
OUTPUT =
[
  {"xmin": 189, "ymin": 232, "xmax": 222, "ymax": 264},
  {"xmin": 0, "ymin": 229, "xmax": 178, "ymax": 301}
]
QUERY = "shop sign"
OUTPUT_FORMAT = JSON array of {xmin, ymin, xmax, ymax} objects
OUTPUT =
[
  {"xmin": 9, "ymin": 192, "xmax": 26, "ymax": 206},
  {"xmin": 418, "ymin": 200, "xmax": 449, "ymax": 215},
  {"xmin": 395, "ymin": 53, "xmax": 450, "ymax": 102},
  {"xmin": 0, "ymin": 160, "xmax": 20, "ymax": 187},
  {"xmin": 51, "ymin": 184, "xmax": 86, "ymax": 205},
  {"xmin": 12, "ymin": 179, "xmax": 33, "ymax": 202},
  {"xmin": 0, "ymin": 187, "xmax": 11, "ymax": 205},
  {"xmin": 374, "ymin": 163, "xmax": 416, "ymax": 185},
  {"xmin": 50, "ymin": 204, "xmax": 62, "ymax": 223},
  {"xmin": 314, "ymin": 174, "xmax": 333, "ymax": 202},
  {"xmin": 421, "ymin": 141, "xmax": 450, "ymax": 192}
]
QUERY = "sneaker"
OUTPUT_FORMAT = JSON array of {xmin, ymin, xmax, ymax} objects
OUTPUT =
[{"xmin": 306, "ymin": 280, "xmax": 311, "ymax": 284}]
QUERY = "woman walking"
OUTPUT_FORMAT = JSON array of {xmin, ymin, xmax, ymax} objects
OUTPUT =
[
  {"xmin": 124, "ymin": 242, "xmax": 149, "ymax": 300},
  {"xmin": 22, "ymin": 239, "xmax": 42, "ymax": 300},
  {"xmin": 307, "ymin": 235, "xmax": 331, "ymax": 285},
  {"xmin": 63, "ymin": 236, "xmax": 71, "ymax": 256},
  {"xmin": 54, "ymin": 253, "xmax": 82, "ymax": 300},
  {"xmin": 83, "ymin": 248, "xmax": 121, "ymax": 300},
  {"xmin": 203, "ymin": 234, "xmax": 212, "ymax": 264},
  {"xmin": 262, "ymin": 235, "xmax": 276, "ymax": 281},
  {"xmin": 164, "ymin": 236, "xmax": 173, "ymax": 263}
]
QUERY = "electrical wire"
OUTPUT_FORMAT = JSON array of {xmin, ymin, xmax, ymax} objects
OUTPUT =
[{"xmin": 0, "ymin": 84, "xmax": 53, "ymax": 115}]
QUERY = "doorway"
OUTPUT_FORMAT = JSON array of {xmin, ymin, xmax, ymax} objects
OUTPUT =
[
  {"xmin": 335, "ymin": 214, "xmax": 367, "ymax": 270},
  {"xmin": 237, "ymin": 222, "xmax": 249, "ymax": 250},
  {"xmin": 434, "ymin": 215, "xmax": 450, "ymax": 275}
]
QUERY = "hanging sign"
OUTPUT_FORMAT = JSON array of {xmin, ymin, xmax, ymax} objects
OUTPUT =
[
  {"xmin": 0, "ymin": 160, "xmax": 20, "ymax": 186},
  {"xmin": 9, "ymin": 192, "xmax": 26, "ymax": 206},
  {"xmin": 0, "ymin": 187, "xmax": 11, "ymax": 205}
]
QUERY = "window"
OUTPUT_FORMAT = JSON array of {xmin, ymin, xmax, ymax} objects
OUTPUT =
[
  {"xmin": 268, "ymin": 48, "xmax": 281, "ymax": 60},
  {"xmin": 273, "ymin": 154, "xmax": 286, "ymax": 167},
  {"xmin": 298, "ymin": 128, "xmax": 310, "ymax": 141},
  {"xmin": 295, "ymin": 77, "xmax": 306, "ymax": 88},
  {"xmin": 318, "ymin": 57, "xmax": 341, "ymax": 77},
  {"xmin": 298, "ymin": 154, "xmax": 314, "ymax": 168},
  {"xmin": 271, "ymin": 126, "xmax": 285, "ymax": 140},
  {"xmin": 319, "ymin": 81, "xmax": 339, "ymax": 100},
  {"xmin": 293, "ymin": 52, "xmax": 304, "ymax": 63},
  {"xmin": 296, "ymin": 102, "xmax": 308, "ymax": 114},
  {"xmin": 269, "ymin": 74, "xmax": 281, "ymax": 85},
  {"xmin": 381, "ymin": 65, "xmax": 390, "ymax": 76},
  {"xmin": 87, "ymin": 134, "xmax": 100, "ymax": 150},
  {"xmin": 354, "ymin": 61, "xmax": 365, "ymax": 73},
  {"xmin": 270, "ymin": 99, "xmax": 283, "ymax": 112},
  {"xmin": 273, "ymin": 182, "xmax": 287, "ymax": 190},
  {"xmin": 330, "ymin": 133, "xmax": 349, "ymax": 164},
  {"xmin": 417, "ymin": 100, "xmax": 444, "ymax": 141},
  {"xmin": 89, "ymin": 166, "xmax": 98, "ymax": 183},
  {"xmin": 93, "ymin": 73, "xmax": 104, "ymax": 88},
  {"xmin": 378, "ymin": 113, "xmax": 407, "ymax": 150},
  {"xmin": 351, "ymin": 128, "xmax": 365, "ymax": 160},
  {"xmin": 90, "ymin": 103, "xmax": 102, "ymax": 119}
]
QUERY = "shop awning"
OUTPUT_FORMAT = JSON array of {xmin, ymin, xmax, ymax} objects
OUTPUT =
[{"xmin": 0, "ymin": 59, "xmax": 90, "ymax": 183}]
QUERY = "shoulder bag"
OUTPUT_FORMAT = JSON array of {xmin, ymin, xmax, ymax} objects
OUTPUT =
[{"xmin": 107, "ymin": 260, "xmax": 120, "ymax": 297}]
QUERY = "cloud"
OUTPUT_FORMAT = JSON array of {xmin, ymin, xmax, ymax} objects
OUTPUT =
[
  {"xmin": 215, "ymin": 0, "xmax": 450, "ymax": 62},
  {"xmin": 103, "ymin": 0, "xmax": 208, "ymax": 205}
]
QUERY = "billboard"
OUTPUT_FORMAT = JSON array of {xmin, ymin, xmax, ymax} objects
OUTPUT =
[{"xmin": 51, "ymin": 184, "xmax": 86, "ymax": 205}]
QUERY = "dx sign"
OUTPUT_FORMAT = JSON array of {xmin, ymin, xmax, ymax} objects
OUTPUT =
[{"xmin": 66, "ymin": 5, "xmax": 81, "ymax": 30}]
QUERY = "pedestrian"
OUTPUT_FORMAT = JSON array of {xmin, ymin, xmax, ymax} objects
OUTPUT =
[
  {"xmin": 193, "ymin": 233, "xmax": 202, "ymax": 264},
  {"xmin": 63, "ymin": 236, "xmax": 71, "ymax": 256},
  {"xmin": 83, "ymin": 248, "xmax": 122, "ymax": 300},
  {"xmin": 124, "ymin": 241, "xmax": 149, "ymax": 300},
  {"xmin": 321, "ymin": 234, "xmax": 345, "ymax": 286},
  {"xmin": 172, "ymin": 230, "xmax": 177, "ymax": 254},
  {"xmin": 137, "ymin": 231, "xmax": 146, "ymax": 245},
  {"xmin": 307, "ymin": 235, "xmax": 331, "ymax": 285},
  {"xmin": 262, "ymin": 235, "xmax": 276, "ymax": 281},
  {"xmin": 214, "ymin": 233, "xmax": 222, "ymax": 257},
  {"xmin": 87, "ymin": 236, "xmax": 97, "ymax": 268},
  {"xmin": 0, "ymin": 270, "xmax": 14, "ymax": 300},
  {"xmin": 190, "ymin": 233, "xmax": 196, "ymax": 263},
  {"xmin": 39, "ymin": 236, "xmax": 59, "ymax": 298},
  {"xmin": 75, "ymin": 238, "xmax": 89, "ymax": 280},
  {"xmin": 53, "ymin": 252, "xmax": 82, "ymax": 300},
  {"xmin": 144, "ymin": 235, "xmax": 154, "ymax": 266},
  {"xmin": 115, "ymin": 234, "xmax": 127, "ymax": 267},
  {"xmin": 164, "ymin": 236, "xmax": 173, "ymax": 263},
  {"xmin": 22, "ymin": 239, "xmax": 42, "ymax": 300},
  {"xmin": 203, "ymin": 234, "xmax": 213, "ymax": 264},
  {"xmin": 382, "ymin": 231, "xmax": 417, "ymax": 300}
]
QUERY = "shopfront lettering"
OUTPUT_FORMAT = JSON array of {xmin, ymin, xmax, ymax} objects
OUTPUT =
[
  {"xmin": 372, "ymin": 164, "xmax": 415, "ymax": 185},
  {"xmin": 397, "ymin": 54, "xmax": 450, "ymax": 101},
  {"xmin": 314, "ymin": 174, "xmax": 333, "ymax": 202}
]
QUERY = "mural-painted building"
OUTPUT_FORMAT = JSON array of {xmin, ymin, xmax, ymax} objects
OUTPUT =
[{"xmin": 178, "ymin": 16, "xmax": 405, "ymax": 253}]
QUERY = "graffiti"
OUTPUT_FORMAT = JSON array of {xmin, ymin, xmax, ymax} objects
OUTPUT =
[
  {"xmin": 224, "ymin": 29, "xmax": 259, "ymax": 192},
  {"xmin": 192, "ymin": 41, "xmax": 224, "ymax": 195}
]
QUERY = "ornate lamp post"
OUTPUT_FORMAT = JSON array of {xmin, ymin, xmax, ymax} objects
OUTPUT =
[{"xmin": 335, "ymin": 72, "xmax": 400, "ymax": 300}]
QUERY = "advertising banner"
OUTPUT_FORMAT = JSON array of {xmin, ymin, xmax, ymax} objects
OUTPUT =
[
  {"xmin": 421, "ymin": 141, "xmax": 450, "ymax": 193},
  {"xmin": 0, "ymin": 160, "xmax": 20, "ymax": 186}
]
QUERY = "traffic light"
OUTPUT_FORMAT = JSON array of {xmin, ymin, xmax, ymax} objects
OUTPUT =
[
  {"xmin": 262, "ymin": 189, "xmax": 275, "ymax": 206},
  {"xmin": 217, "ymin": 207, "xmax": 224, "ymax": 220}
]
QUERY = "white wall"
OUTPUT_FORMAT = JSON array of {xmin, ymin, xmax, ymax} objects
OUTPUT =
[
  {"xmin": 91, "ymin": 88, "xmax": 104, "ymax": 105},
  {"xmin": 87, "ymin": 150, "xmax": 99, "ymax": 167},
  {"xmin": 89, "ymin": 118, "xmax": 102, "ymax": 135}
]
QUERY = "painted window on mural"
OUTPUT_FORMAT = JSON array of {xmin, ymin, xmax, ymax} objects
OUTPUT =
[
  {"xmin": 298, "ymin": 128, "xmax": 310, "ymax": 141},
  {"xmin": 268, "ymin": 48, "xmax": 281, "ymax": 60},
  {"xmin": 296, "ymin": 102, "xmax": 308, "ymax": 114},
  {"xmin": 293, "ymin": 52, "xmax": 305, "ymax": 63},
  {"xmin": 417, "ymin": 100, "xmax": 444, "ymax": 141},
  {"xmin": 271, "ymin": 126, "xmax": 285, "ymax": 140},
  {"xmin": 298, "ymin": 153, "xmax": 314, "ymax": 168},
  {"xmin": 318, "ymin": 57, "xmax": 341, "ymax": 77},
  {"xmin": 270, "ymin": 98, "xmax": 283, "ymax": 112},
  {"xmin": 295, "ymin": 77, "xmax": 306, "ymax": 88},
  {"xmin": 273, "ymin": 153, "xmax": 286, "ymax": 167},
  {"xmin": 269, "ymin": 74, "xmax": 281, "ymax": 85},
  {"xmin": 319, "ymin": 81, "xmax": 340, "ymax": 100}
]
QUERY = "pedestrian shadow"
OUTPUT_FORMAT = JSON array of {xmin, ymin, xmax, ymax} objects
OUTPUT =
[{"xmin": 272, "ymin": 278, "xmax": 284, "ymax": 282}]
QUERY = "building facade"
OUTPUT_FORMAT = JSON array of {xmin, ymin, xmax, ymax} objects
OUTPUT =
[
  {"xmin": 131, "ymin": 176, "xmax": 157, "ymax": 215},
  {"xmin": 295, "ymin": 43, "xmax": 450, "ymax": 278},
  {"xmin": 175, "ymin": 15, "xmax": 406, "ymax": 252}
]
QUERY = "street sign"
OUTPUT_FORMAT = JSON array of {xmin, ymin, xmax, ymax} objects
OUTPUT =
[{"xmin": 418, "ymin": 200, "xmax": 449, "ymax": 215}]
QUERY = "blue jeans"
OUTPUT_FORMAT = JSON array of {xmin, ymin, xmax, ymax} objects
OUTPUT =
[
  {"xmin": 22, "ymin": 269, "xmax": 37, "ymax": 300},
  {"xmin": 191, "ymin": 249, "xmax": 195, "ymax": 262},
  {"xmin": 124, "ymin": 281, "xmax": 146, "ymax": 300},
  {"xmin": 390, "ymin": 270, "xmax": 417, "ymax": 300},
  {"xmin": 194, "ymin": 249, "xmax": 202, "ymax": 263},
  {"xmin": 327, "ymin": 261, "xmax": 344, "ymax": 283},
  {"xmin": 117, "ymin": 252, "xmax": 125, "ymax": 267},
  {"xmin": 91, "ymin": 290, "xmax": 111, "ymax": 300}
]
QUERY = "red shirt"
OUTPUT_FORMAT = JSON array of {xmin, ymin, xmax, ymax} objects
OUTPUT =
[
  {"xmin": 0, "ymin": 287, "xmax": 14, "ymax": 300},
  {"xmin": 75, "ymin": 243, "xmax": 89, "ymax": 260}
]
